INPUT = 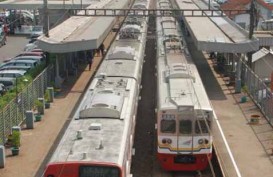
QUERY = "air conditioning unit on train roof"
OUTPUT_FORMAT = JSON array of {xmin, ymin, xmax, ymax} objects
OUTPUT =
[{"xmin": 89, "ymin": 123, "xmax": 102, "ymax": 130}]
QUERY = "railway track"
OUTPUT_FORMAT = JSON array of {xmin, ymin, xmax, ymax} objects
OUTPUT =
[{"xmin": 131, "ymin": 0, "xmax": 223, "ymax": 177}]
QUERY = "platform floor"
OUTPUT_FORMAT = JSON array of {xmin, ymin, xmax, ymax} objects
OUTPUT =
[{"xmin": 207, "ymin": 55, "xmax": 273, "ymax": 177}]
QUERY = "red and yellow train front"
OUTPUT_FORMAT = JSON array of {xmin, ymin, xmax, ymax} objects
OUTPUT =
[
  {"xmin": 43, "ymin": 162, "xmax": 122, "ymax": 177},
  {"xmin": 157, "ymin": 109, "xmax": 213, "ymax": 171}
]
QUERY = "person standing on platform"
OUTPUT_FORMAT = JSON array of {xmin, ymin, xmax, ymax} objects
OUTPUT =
[
  {"xmin": 99, "ymin": 43, "xmax": 105, "ymax": 56},
  {"xmin": 3, "ymin": 23, "xmax": 8, "ymax": 43},
  {"xmin": 88, "ymin": 50, "xmax": 94, "ymax": 71}
]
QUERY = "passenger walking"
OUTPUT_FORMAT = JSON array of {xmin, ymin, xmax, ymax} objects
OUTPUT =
[
  {"xmin": 88, "ymin": 50, "xmax": 94, "ymax": 71},
  {"xmin": 88, "ymin": 59, "xmax": 92, "ymax": 71},
  {"xmin": 209, "ymin": 52, "xmax": 216, "ymax": 59},
  {"xmin": 3, "ymin": 24, "xmax": 8, "ymax": 43},
  {"xmin": 3, "ymin": 24, "xmax": 8, "ymax": 34},
  {"xmin": 99, "ymin": 43, "xmax": 105, "ymax": 56}
]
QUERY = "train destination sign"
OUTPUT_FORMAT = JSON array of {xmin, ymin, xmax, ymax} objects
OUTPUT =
[{"xmin": 79, "ymin": 166, "xmax": 120, "ymax": 177}]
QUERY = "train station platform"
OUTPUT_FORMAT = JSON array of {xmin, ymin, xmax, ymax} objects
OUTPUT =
[
  {"xmin": 0, "ymin": 32, "xmax": 115, "ymax": 177},
  {"xmin": 0, "ymin": 22, "xmax": 272, "ymax": 177},
  {"xmin": 205, "ymin": 54, "xmax": 273, "ymax": 177},
  {"xmin": 184, "ymin": 34, "xmax": 273, "ymax": 177}
]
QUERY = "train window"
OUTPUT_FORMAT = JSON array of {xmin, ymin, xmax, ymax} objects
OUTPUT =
[
  {"xmin": 161, "ymin": 120, "xmax": 176, "ymax": 133},
  {"xmin": 79, "ymin": 166, "xmax": 120, "ymax": 177},
  {"xmin": 179, "ymin": 120, "xmax": 192, "ymax": 134},
  {"xmin": 195, "ymin": 120, "xmax": 210, "ymax": 134}
]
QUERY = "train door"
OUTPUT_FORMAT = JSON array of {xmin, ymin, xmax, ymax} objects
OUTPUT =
[
  {"xmin": 174, "ymin": 106, "xmax": 196, "ymax": 164},
  {"xmin": 176, "ymin": 106, "xmax": 195, "ymax": 154}
]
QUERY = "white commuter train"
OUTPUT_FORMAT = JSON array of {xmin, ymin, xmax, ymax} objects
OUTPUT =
[
  {"xmin": 43, "ymin": 0, "xmax": 150, "ymax": 177},
  {"xmin": 156, "ymin": 0, "xmax": 214, "ymax": 172}
]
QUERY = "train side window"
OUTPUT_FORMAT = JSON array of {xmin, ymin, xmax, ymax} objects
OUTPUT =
[
  {"xmin": 161, "ymin": 120, "xmax": 176, "ymax": 133},
  {"xmin": 195, "ymin": 120, "xmax": 210, "ymax": 134},
  {"xmin": 179, "ymin": 120, "xmax": 192, "ymax": 134}
]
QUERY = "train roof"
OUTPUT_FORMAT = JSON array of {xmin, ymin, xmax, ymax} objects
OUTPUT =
[
  {"xmin": 50, "ymin": 63, "xmax": 139, "ymax": 166},
  {"xmin": 157, "ymin": 15, "xmax": 212, "ymax": 112},
  {"xmin": 49, "ymin": 0, "xmax": 149, "ymax": 166}
]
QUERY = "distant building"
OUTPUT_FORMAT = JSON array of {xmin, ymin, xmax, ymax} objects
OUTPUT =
[
  {"xmin": 215, "ymin": 0, "xmax": 228, "ymax": 4},
  {"xmin": 252, "ymin": 47, "xmax": 273, "ymax": 80},
  {"xmin": 221, "ymin": 0, "xmax": 273, "ymax": 30},
  {"xmin": 264, "ymin": 0, "xmax": 273, "ymax": 5}
]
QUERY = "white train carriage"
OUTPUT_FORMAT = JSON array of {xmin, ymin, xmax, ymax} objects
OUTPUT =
[
  {"xmin": 43, "ymin": 0, "xmax": 150, "ymax": 177},
  {"xmin": 156, "ymin": 0, "xmax": 214, "ymax": 172}
]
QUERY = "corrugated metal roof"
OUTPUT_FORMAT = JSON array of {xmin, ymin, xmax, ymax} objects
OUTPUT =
[
  {"xmin": 37, "ymin": 0, "xmax": 130, "ymax": 53},
  {"xmin": 176, "ymin": 0, "xmax": 259, "ymax": 53},
  {"xmin": 254, "ymin": 31, "xmax": 273, "ymax": 46},
  {"xmin": 252, "ymin": 47, "xmax": 273, "ymax": 62}
]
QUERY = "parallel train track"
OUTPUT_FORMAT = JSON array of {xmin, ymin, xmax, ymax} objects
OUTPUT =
[{"xmin": 131, "ymin": 0, "xmax": 222, "ymax": 177}]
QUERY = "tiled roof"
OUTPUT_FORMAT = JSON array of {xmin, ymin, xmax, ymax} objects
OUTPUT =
[{"xmin": 221, "ymin": 0, "xmax": 273, "ymax": 18}]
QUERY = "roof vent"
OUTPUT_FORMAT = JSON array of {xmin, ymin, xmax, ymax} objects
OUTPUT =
[
  {"xmin": 96, "ymin": 140, "xmax": 104, "ymax": 150},
  {"xmin": 89, "ymin": 123, "xmax": 102, "ymax": 130},
  {"xmin": 82, "ymin": 152, "xmax": 87, "ymax": 159},
  {"xmin": 76, "ymin": 130, "xmax": 83, "ymax": 140}
]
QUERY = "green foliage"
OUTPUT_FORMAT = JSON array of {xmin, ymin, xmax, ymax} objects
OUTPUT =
[
  {"xmin": 44, "ymin": 90, "xmax": 50, "ymax": 102},
  {"xmin": 0, "ymin": 90, "xmax": 16, "ymax": 109},
  {"xmin": 242, "ymin": 85, "xmax": 248, "ymax": 94},
  {"xmin": 0, "ymin": 75, "xmax": 32, "ymax": 109},
  {"xmin": 34, "ymin": 99, "xmax": 43, "ymax": 109},
  {"xmin": 26, "ymin": 62, "xmax": 46, "ymax": 78},
  {"xmin": 11, "ymin": 131, "xmax": 20, "ymax": 148},
  {"xmin": 49, "ymin": 81, "xmax": 55, "ymax": 87},
  {"xmin": 0, "ymin": 63, "xmax": 46, "ymax": 109}
]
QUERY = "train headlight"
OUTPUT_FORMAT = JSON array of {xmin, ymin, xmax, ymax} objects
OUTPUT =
[
  {"xmin": 198, "ymin": 138, "xmax": 209, "ymax": 145},
  {"xmin": 166, "ymin": 139, "xmax": 172, "ymax": 144},
  {"xmin": 198, "ymin": 139, "xmax": 204, "ymax": 144},
  {"xmin": 162, "ymin": 138, "xmax": 172, "ymax": 144}
]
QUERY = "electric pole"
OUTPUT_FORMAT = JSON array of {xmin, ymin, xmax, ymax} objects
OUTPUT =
[
  {"xmin": 247, "ymin": 0, "xmax": 257, "ymax": 68},
  {"xmin": 43, "ymin": 0, "xmax": 49, "ymax": 37}
]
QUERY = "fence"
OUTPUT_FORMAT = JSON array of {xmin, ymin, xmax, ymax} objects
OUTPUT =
[
  {"xmin": 241, "ymin": 61, "xmax": 273, "ymax": 125},
  {"xmin": 0, "ymin": 65, "xmax": 54, "ymax": 145}
]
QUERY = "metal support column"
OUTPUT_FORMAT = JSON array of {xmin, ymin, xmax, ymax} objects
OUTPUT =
[
  {"xmin": 235, "ymin": 55, "xmax": 243, "ymax": 93},
  {"xmin": 55, "ymin": 54, "xmax": 63, "ymax": 88}
]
